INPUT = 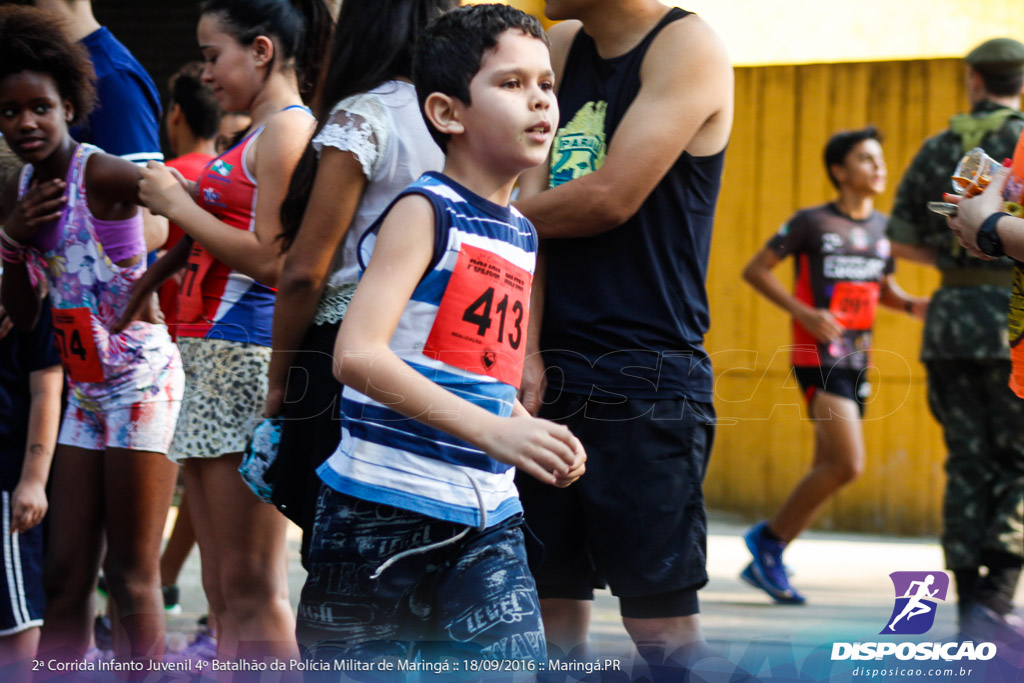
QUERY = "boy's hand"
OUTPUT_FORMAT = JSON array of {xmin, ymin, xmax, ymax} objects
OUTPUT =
[
  {"xmin": 907, "ymin": 297, "xmax": 929, "ymax": 320},
  {"xmin": 483, "ymin": 416, "xmax": 583, "ymax": 486},
  {"xmin": 4, "ymin": 179, "xmax": 66, "ymax": 243},
  {"xmin": 11, "ymin": 480, "xmax": 46, "ymax": 533},
  {"xmin": 795, "ymin": 307, "xmax": 843, "ymax": 343},
  {"xmin": 553, "ymin": 440, "xmax": 586, "ymax": 488}
]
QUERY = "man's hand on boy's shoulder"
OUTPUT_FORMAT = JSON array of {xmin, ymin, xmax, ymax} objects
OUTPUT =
[{"xmin": 482, "ymin": 415, "xmax": 585, "ymax": 486}]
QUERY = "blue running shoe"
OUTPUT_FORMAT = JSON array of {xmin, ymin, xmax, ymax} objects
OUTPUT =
[{"xmin": 743, "ymin": 522, "xmax": 806, "ymax": 605}]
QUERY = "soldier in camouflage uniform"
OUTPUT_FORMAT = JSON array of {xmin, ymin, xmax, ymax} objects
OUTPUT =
[{"xmin": 888, "ymin": 38, "xmax": 1024, "ymax": 634}]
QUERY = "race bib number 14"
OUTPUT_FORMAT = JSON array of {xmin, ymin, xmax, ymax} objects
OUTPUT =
[
  {"xmin": 424, "ymin": 244, "xmax": 532, "ymax": 389},
  {"xmin": 51, "ymin": 307, "xmax": 105, "ymax": 383}
]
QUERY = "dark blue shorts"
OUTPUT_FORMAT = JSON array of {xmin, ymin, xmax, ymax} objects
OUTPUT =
[
  {"xmin": 0, "ymin": 490, "xmax": 45, "ymax": 635},
  {"xmin": 517, "ymin": 393, "xmax": 715, "ymax": 618},
  {"xmin": 793, "ymin": 366, "xmax": 870, "ymax": 417},
  {"xmin": 296, "ymin": 485, "xmax": 546, "ymax": 667}
]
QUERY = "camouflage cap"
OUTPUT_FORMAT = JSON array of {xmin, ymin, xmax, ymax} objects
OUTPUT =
[{"xmin": 965, "ymin": 38, "xmax": 1024, "ymax": 74}]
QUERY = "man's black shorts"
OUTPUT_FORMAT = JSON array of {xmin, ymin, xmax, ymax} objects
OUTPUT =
[
  {"xmin": 516, "ymin": 391, "xmax": 715, "ymax": 619},
  {"xmin": 793, "ymin": 365, "xmax": 870, "ymax": 417}
]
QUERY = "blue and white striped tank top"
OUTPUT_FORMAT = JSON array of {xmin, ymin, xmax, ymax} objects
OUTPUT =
[{"xmin": 318, "ymin": 172, "xmax": 538, "ymax": 528}]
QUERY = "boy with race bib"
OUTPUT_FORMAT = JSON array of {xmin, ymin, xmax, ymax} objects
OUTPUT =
[
  {"xmin": 296, "ymin": 4, "xmax": 585, "ymax": 665},
  {"xmin": 740, "ymin": 127, "xmax": 928, "ymax": 604}
]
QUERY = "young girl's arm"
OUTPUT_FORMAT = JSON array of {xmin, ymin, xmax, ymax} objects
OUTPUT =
[
  {"xmin": 337, "ymin": 195, "xmax": 585, "ymax": 487},
  {"xmin": 0, "ymin": 178, "xmax": 66, "ymax": 329},
  {"xmin": 112, "ymin": 237, "xmax": 192, "ymax": 333},
  {"xmin": 11, "ymin": 364, "xmax": 62, "ymax": 533},
  {"xmin": 139, "ymin": 109, "xmax": 314, "ymax": 287},
  {"xmin": 266, "ymin": 144, "xmax": 367, "ymax": 416}
]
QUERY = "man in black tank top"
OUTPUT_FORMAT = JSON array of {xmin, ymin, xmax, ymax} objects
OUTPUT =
[{"xmin": 514, "ymin": 0, "xmax": 733, "ymax": 670}]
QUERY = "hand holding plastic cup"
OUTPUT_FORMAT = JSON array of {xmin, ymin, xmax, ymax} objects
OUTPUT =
[{"xmin": 952, "ymin": 147, "xmax": 1000, "ymax": 197}]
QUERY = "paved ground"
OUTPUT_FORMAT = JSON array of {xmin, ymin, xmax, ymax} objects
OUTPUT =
[{"xmin": 153, "ymin": 509, "xmax": 1023, "ymax": 681}]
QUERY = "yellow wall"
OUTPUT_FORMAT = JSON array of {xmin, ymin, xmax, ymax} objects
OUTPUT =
[
  {"xmin": 706, "ymin": 59, "xmax": 967, "ymax": 535},
  {"xmin": 674, "ymin": 1, "xmax": 1024, "ymax": 66},
  {"xmin": 475, "ymin": 1, "xmax": 1024, "ymax": 65}
]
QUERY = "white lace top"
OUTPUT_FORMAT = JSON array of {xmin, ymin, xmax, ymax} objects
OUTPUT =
[{"xmin": 310, "ymin": 80, "xmax": 444, "ymax": 323}]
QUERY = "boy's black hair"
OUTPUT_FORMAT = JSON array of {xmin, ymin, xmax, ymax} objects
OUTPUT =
[
  {"xmin": 823, "ymin": 125, "xmax": 883, "ymax": 189},
  {"xmin": 168, "ymin": 61, "xmax": 221, "ymax": 140},
  {"xmin": 0, "ymin": 5, "xmax": 96, "ymax": 127},
  {"xmin": 200, "ymin": 0, "xmax": 333, "ymax": 104},
  {"xmin": 412, "ymin": 3, "xmax": 548, "ymax": 151}
]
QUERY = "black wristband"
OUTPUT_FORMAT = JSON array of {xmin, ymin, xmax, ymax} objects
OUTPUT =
[{"xmin": 977, "ymin": 211, "xmax": 1009, "ymax": 257}]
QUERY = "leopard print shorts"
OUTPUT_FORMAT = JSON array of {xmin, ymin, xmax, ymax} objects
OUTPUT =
[{"xmin": 168, "ymin": 337, "xmax": 271, "ymax": 462}]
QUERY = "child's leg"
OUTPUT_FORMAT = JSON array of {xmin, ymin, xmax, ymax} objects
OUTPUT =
[
  {"xmin": 188, "ymin": 454, "xmax": 296, "ymax": 660},
  {"xmin": 768, "ymin": 391, "xmax": 865, "ymax": 542},
  {"xmin": 102, "ymin": 447, "xmax": 177, "ymax": 660},
  {"xmin": 38, "ymin": 445, "xmax": 105, "ymax": 658},
  {"xmin": 180, "ymin": 462, "xmax": 223, "ymax": 655},
  {"xmin": 0, "ymin": 494, "xmax": 45, "ymax": 666},
  {"xmin": 297, "ymin": 488, "xmax": 441, "ymax": 662},
  {"xmin": 181, "ymin": 460, "xmax": 226, "ymax": 653},
  {"xmin": 0, "ymin": 628, "xmax": 39, "ymax": 665},
  {"xmin": 159, "ymin": 484, "xmax": 193, "ymax": 593},
  {"xmin": 431, "ymin": 520, "xmax": 546, "ymax": 662}
]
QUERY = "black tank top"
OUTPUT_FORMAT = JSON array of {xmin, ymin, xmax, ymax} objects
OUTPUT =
[{"xmin": 541, "ymin": 8, "xmax": 726, "ymax": 401}]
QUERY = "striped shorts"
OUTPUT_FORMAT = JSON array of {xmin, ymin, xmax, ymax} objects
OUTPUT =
[{"xmin": 0, "ymin": 491, "xmax": 44, "ymax": 634}]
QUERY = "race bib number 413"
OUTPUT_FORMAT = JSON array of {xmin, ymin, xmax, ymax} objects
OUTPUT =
[{"xmin": 424, "ymin": 244, "xmax": 533, "ymax": 388}]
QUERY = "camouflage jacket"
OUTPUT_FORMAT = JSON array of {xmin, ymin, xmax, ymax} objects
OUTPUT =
[{"xmin": 888, "ymin": 100, "xmax": 1024, "ymax": 360}]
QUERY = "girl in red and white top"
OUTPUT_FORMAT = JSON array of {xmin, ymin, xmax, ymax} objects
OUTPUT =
[{"xmin": 126, "ymin": 0, "xmax": 332, "ymax": 661}]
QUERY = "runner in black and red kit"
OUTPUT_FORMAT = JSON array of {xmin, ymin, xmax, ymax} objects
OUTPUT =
[{"xmin": 740, "ymin": 127, "xmax": 929, "ymax": 604}]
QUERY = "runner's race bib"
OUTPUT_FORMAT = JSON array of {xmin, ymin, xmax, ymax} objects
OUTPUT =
[
  {"xmin": 51, "ymin": 307, "xmax": 105, "ymax": 382},
  {"xmin": 177, "ymin": 241, "xmax": 216, "ymax": 323},
  {"xmin": 829, "ymin": 281, "xmax": 880, "ymax": 331},
  {"xmin": 424, "ymin": 244, "xmax": 532, "ymax": 388}
]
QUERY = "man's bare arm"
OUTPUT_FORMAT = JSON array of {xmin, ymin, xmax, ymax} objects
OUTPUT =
[{"xmin": 517, "ymin": 15, "xmax": 733, "ymax": 238}]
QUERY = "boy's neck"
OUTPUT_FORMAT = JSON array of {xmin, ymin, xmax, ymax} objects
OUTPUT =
[
  {"xmin": 172, "ymin": 131, "xmax": 217, "ymax": 159},
  {"xmin": 441, "ymin": 152, "xmax": 519, "ymax": 207},
  {"xmin": 36, "ymin": 1, "xmax": 101, "ymax": 42},
  {"xmin": 834, "ymin": 189, "xmax": 875, "ymax": 221}
]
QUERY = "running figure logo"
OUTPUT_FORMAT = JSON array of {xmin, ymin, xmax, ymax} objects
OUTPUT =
[{"xmin": 882, "ymin": 571, "xmax": 949, "ymax": 635}]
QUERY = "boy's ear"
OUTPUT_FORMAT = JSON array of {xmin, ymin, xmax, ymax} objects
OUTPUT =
[
  {"xmin": 424, "ymin": 92, "xmax": 465, "ymax": 139},
  {"xmin": 829, "ymin": 162, "xmax": 846, "ymax": 186},
  {"xmin": 168, "ymin": 103, "xmax": 183, "ymax": 126}
]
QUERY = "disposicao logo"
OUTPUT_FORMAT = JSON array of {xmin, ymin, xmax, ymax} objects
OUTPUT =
[
  {"xmin": 830, "ymin": 571, "xmax": 997, "ymax": 663},
  {"xmin": 882, "ymin": 571, "xmax": 949, "ymax": 635}
]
